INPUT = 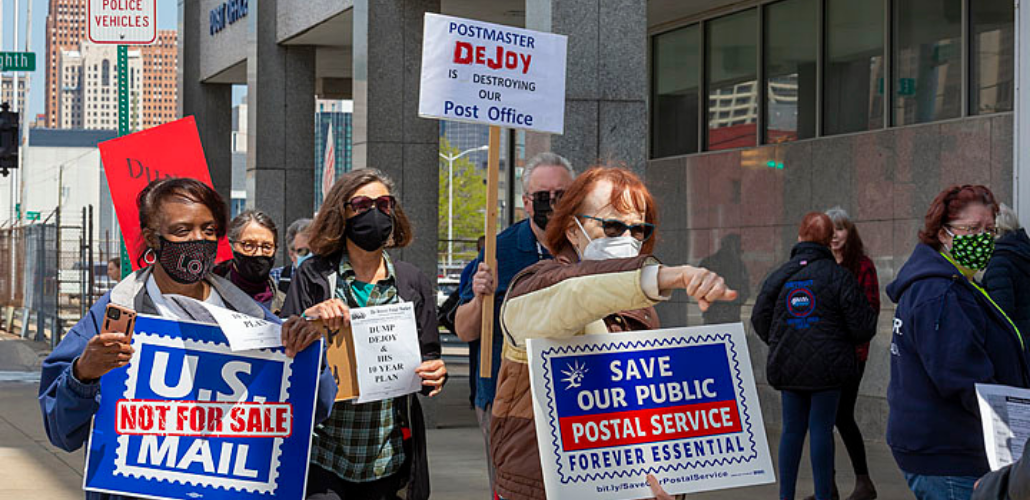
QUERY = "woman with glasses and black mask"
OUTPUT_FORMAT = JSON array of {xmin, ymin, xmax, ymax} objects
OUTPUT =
[
  {"xmin": 280, "ymin": 169, "xmax": 447, "ymax": 500},
  {"xmin": 212, "ymin": 209, "xmax": 284, "ymax": 313},
  {"xmin": 39, "ymin": 178, "xmax": 334, "ymax": 499}
]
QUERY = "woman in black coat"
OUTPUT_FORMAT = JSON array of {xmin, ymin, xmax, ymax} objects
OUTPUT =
[
  {"xmin": 984, "ymin": 204, "xmax": 1030, "ymax": 337},
  {"xmin": 280, "ymin": 169, "xmax": 447, "ymax": 500},
  {"xmin": 752, "ymin": 212, "xmax": 878, "ymax": 500}
]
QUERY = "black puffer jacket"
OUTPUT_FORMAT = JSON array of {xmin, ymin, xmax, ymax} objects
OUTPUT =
[
  {"xmin": 984, "ymin": 228, "xmax": 1030, "ymax": 337},
  {"xmin": 752, "ymin": 242, "xmax": 877, "ymax": 391}
]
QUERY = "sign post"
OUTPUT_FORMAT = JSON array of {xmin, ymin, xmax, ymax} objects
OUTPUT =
[
  {"xmin": 88, "ymin": 0, "xmax": 156, "ymax": 278},
  {"xmin": 419, "ymin": 13, "xmax": 568, "ymax": 379}
]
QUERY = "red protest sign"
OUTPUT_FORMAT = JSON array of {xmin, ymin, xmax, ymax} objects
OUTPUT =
[{"xmin": 100, "ymin": 116, "xmax": 233, "ymax": 270}]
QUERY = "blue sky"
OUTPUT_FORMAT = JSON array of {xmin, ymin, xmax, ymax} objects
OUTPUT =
[{"xmin": 1, "ymin": 0, "xmax": 179, "ymax": 120}]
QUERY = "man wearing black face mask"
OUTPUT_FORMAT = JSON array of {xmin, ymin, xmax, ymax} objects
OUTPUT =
[
  {"xmin": 212, "ymin": 210, "xmax": 285, "ymax": 313},
  {"xmin": 452, "ymin": 152, "xmax": 574, "ymax": 494}
]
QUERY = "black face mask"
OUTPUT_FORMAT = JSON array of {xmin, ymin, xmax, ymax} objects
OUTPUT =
[
  {"xmin": 234, "ymin": 253, "xmax": 275, "ymax": 283},
  {"xmin": 531, "ymin": 197, "xmax": 553, "ymax": 231},
  {"xmin": 345, "ymin": 208, "xmax": 394, "ymax": 252},
  {"xmin": 157, "ymin": 237, "xmax": 218, "ymax": 284}
]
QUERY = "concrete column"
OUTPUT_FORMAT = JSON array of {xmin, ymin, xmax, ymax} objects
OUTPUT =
[
  {"xmin": 352, "ymin": 0, "xmax": 441, "ymax": 279},
  {"xmin": 525, "ymin": 0, "xmax": 648, "ymax": 175},
  {"xmin": 246, "ymin": 0, "xmax": 316, "ymax": 265},
  {"xmin": 178, "ymin": 0, "xmax": 233, "ymax": 205}
]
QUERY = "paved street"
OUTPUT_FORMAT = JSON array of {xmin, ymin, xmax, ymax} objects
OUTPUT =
[{"xmin": 0, "ymin": 335, "xmax": 913, "ymax": 500}]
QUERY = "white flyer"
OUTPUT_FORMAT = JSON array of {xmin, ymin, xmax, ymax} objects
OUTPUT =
[
  {"xmin": 976, "ymin": 383, "xmax": 1030, "ymax": 470},
  {"xmin": 167, "ymin": 294, "xmax": 283, "ymax": 351},
  {"xmin": 350, "ymin": 302, "xmax": 423, "ymax": 404}
]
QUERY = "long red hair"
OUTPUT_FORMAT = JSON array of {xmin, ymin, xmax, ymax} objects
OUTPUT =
[{"xmin": 545, "ymin": 166, "xmax": 658, "ymax": 257}]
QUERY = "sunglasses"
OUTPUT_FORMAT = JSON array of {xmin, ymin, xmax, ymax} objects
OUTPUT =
[
  {"xmin": 530, "ymin": 190, "xmax": 566, "ymax": 207},
  {"xmin": 578, "ymin": 214, "xmax": 655, "ymax": 241},
  {"xmin": 345, "ymin": 195, "xmax": 397, "ymax": 215}
]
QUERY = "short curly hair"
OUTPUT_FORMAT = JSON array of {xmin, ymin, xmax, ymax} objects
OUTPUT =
[{"xmin": 919, "ymin": 185, "xmax": 999, "ymax": 251}]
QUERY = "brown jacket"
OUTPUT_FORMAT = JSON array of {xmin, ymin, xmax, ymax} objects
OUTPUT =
[{"xmin": 490, "ymin": 253, "xmax": 663, "ymax": 500}]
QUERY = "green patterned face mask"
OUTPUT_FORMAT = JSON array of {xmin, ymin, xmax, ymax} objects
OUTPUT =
[{"xmin": 947, "ymin": 229, "xmax": 995, "ymax": 271}]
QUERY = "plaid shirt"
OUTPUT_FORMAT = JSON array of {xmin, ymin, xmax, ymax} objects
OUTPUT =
[{"xmin": 309, "ymin": 253, "xmax": 406, "ymax": 482}]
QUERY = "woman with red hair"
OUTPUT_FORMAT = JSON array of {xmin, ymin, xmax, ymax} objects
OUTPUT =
[
  {"xmin": 887, "ymin": 185, "xmax": 1030, "ymax": 500},
  {"xmin": 489, "ymin": 166, "xmax": 738, "ymax": 500},
  {"xmin": 752, "ymin": 212, "xmax": 878, "ymax": 500}
]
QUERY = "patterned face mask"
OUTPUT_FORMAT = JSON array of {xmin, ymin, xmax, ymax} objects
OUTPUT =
[{"xmin": 946, "ymin": 228, "xmax": 995, "ymax": 271}]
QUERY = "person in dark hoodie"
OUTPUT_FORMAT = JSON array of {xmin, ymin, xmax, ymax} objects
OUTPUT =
[
  {"xmin": 752, "ymin": 212, "xmax": 878, "ymax": 500},
  {"xmin": 984, "ymin": 204, "xmax": 1030, "ymax": 337},
  {"xmin": 887, "ymin": 185, "xmax": 1030, "ymax": 500}
]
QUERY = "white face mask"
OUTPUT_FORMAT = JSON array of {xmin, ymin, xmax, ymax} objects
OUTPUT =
[{"xmin": 575, "ymin": 217, "xmax": 642, "ymax": 261}]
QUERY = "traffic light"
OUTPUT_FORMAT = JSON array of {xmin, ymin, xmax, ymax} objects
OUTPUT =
[{"xmin": 0, "ymin": 102, "xmax": 19, "ymax": 177}]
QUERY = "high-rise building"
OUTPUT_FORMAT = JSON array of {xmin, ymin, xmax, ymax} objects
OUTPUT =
[
  {"xmin": 57, "ymin": 44, "xmax": 143, "ymax": 131},
  {"xmin": 314, "ymin": 99, "xmax": 353, "ymax": 210},
  {"xmin": 0, "ymin": 76, "xmax": 27, "ymax": 113},
  {"xmin": 142, "ymin": 31, "xmax": 178, "ymax": 129},
  {"xmin": 44, "ymin": 0, "xmax": 87, "ymax": 128}
]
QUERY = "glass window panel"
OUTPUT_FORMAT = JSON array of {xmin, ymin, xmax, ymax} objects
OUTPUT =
[
  {"xmin": 823, "ymin": 0, "xmax": 885, "ymax": 135},
  {"xmin": 971, "ymin": 0, "xmax": 1015, "ymax": 114},
  {"xmin": 764, "ymin": 0, "xmax": 817, "ymax": 143},
  {"xmin": 652, "ymin": 25, "xmax": 700, "ymax": 158},
  {"xmin": 893, "ymin": 0, "xmax": 962, "ymax": 126},
  {"xmin": 707, "ymin": 9, "xmax": 758, "ymax": 151}
]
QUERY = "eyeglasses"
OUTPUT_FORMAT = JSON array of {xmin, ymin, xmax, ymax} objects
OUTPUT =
[
  {"xmin": 234, "ymin": 240, "xmax": 276, "ymax": 256},
  {"xmin": 947, "ymin": 224, "xmax": 999, "ymax": 237},
  {"xmin": 345, "ymin": 195, "xmax": 396, "ymax": 215},
  {"xmin": 578, "ymin": 214, "xmax": 655, "ymax": 241},
  {"xmin": 529, "ymin": 190, "xmax": 566, "ymax": 207}
]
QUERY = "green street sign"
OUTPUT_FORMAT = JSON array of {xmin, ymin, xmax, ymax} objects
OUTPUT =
[
  {"xmin": 0, "ymin": 52, "xmax": 35, "ymax": 72},
  {"xmin": 25, "ymin": 211, "xmax": 40, "ymax": 221}
]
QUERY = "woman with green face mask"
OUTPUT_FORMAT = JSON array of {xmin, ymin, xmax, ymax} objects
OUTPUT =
[{"xmin": 886, "ymin": 185, "xmax": 1030, "ymax": 500}]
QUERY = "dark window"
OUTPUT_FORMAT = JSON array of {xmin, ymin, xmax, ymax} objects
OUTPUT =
[
  {"xmin": 893, "ymin": 0, "xmax": 962, "ymax": 125},
  {"xmin": 707, "ymin": 9, "xmax": 758, "ymax": 151},
  {"xmin": 824, "ymin": 0, "xmax": 885, "ymax": 135},
  {"xmin": 764, "ymin": 0, "xmax": 817, "ymax": 143},
  {"xmin": 652, "ymin": 25, "xmax": 701, "ymax": 158},
  {"xmin": 971, "ymin": 0, "xmax": 1015, "ymax": 114}
]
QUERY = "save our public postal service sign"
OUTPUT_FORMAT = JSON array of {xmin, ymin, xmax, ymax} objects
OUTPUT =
[
  {"xmin": 419, "ymin": 13, "xmax": 568, "ymax": 134},
  {"xmin": 83, "ymin": 314, "xmax": 323, "ymax": 500},
  {"xmin": 527, "ymin": 323, "xmax": 774, "ymax": 499}
]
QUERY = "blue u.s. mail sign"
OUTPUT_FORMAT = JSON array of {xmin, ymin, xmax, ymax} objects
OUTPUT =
[
  {"xmin": 83, "ymin": 315, "xmax": 322, "ymax": 500},
  {"xmin": 527, "ymin": 323, "xmax": 774, "ymax": 499}
]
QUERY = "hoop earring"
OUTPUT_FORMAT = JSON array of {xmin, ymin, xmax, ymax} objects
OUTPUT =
[{"xmin": 143, "ymin": 248, "xmax": 157, "ymax": 265}]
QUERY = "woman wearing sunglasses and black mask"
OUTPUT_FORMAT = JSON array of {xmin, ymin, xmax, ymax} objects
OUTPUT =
[{"xmin": 280, "ymin": 169, "xmax": 446, "ymax": 500}]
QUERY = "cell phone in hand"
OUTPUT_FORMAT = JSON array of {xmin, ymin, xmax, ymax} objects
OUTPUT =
[{"xmin": 101, "ymin": 304, "xmax": 137, "ymax": 340}]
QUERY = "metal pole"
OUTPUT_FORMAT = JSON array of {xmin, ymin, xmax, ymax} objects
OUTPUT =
[
  {"xmin": 447, "ymin": 155, "xmax": 454, "ymax": 268},
  {"xmin": 118, "ymin": 45, "xmax": 131, "ymax": 279},
  {"xmin": 88, "ymin": 204, "xmax": 93, "ymax": 305},
  {"xmin": 80, "ymin": 207, "xmax": 85, "ymax": 318}
]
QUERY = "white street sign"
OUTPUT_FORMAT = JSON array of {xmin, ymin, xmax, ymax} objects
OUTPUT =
[
  {"xmin": 419, "ymin": 13, "xmax": 568, "ymax": 135},
  {"xmin": 88, "ymin": 0, "xmax": 156, "ymax": 45}
]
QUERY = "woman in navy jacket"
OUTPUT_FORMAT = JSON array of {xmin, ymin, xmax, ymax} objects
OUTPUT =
[
  {"xmin": 38, "ymin": 178, "xmax": 334, "ymax": 500},
  {"xmin": 887, "ymin": 185, "xmax": 1030, "ymax": 500}
]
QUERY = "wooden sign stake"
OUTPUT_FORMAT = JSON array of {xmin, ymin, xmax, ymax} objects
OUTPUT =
[{"xmin": 480, "ymin": 126, "xmax": 502, "ymax": 379}]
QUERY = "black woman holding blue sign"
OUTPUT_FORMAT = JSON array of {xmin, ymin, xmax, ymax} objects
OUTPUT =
[
  {"xmin": 280, "ymin": 169, "xmax": 447, "ymax": 500},
  {"xmin": 38, "ymin": 178, "xmax": 334, "ymax": 500}
]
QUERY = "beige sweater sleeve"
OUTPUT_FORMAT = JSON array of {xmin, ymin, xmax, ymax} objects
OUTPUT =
[{"xmin": 500, "ymin": 266, "xmax": 660, "ymax": 348}]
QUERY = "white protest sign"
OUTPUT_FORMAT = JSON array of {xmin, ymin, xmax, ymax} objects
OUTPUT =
[
  {"xmin": 419, "ymin": 13, "xmax": 568, "ymax": 134},
  {"xmin": 350, "ymin": 302, "xmax": 423, "ymax": 404},
  {"xmin": 88, "ymin": 0, "xmax": 157, "ymax": 45},
  {"xmin": 527, "ymin": 323, "xmax": 774, "ymax": 499}
]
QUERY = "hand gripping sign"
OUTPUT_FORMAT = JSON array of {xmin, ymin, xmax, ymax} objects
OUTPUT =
[
  {"xmin": 527, "ymin": 323, "xmax": 774, "ymax": 499},
  {"xmin": 83, "ymin": 315, "xmax": 323, "ymax": 500}
]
